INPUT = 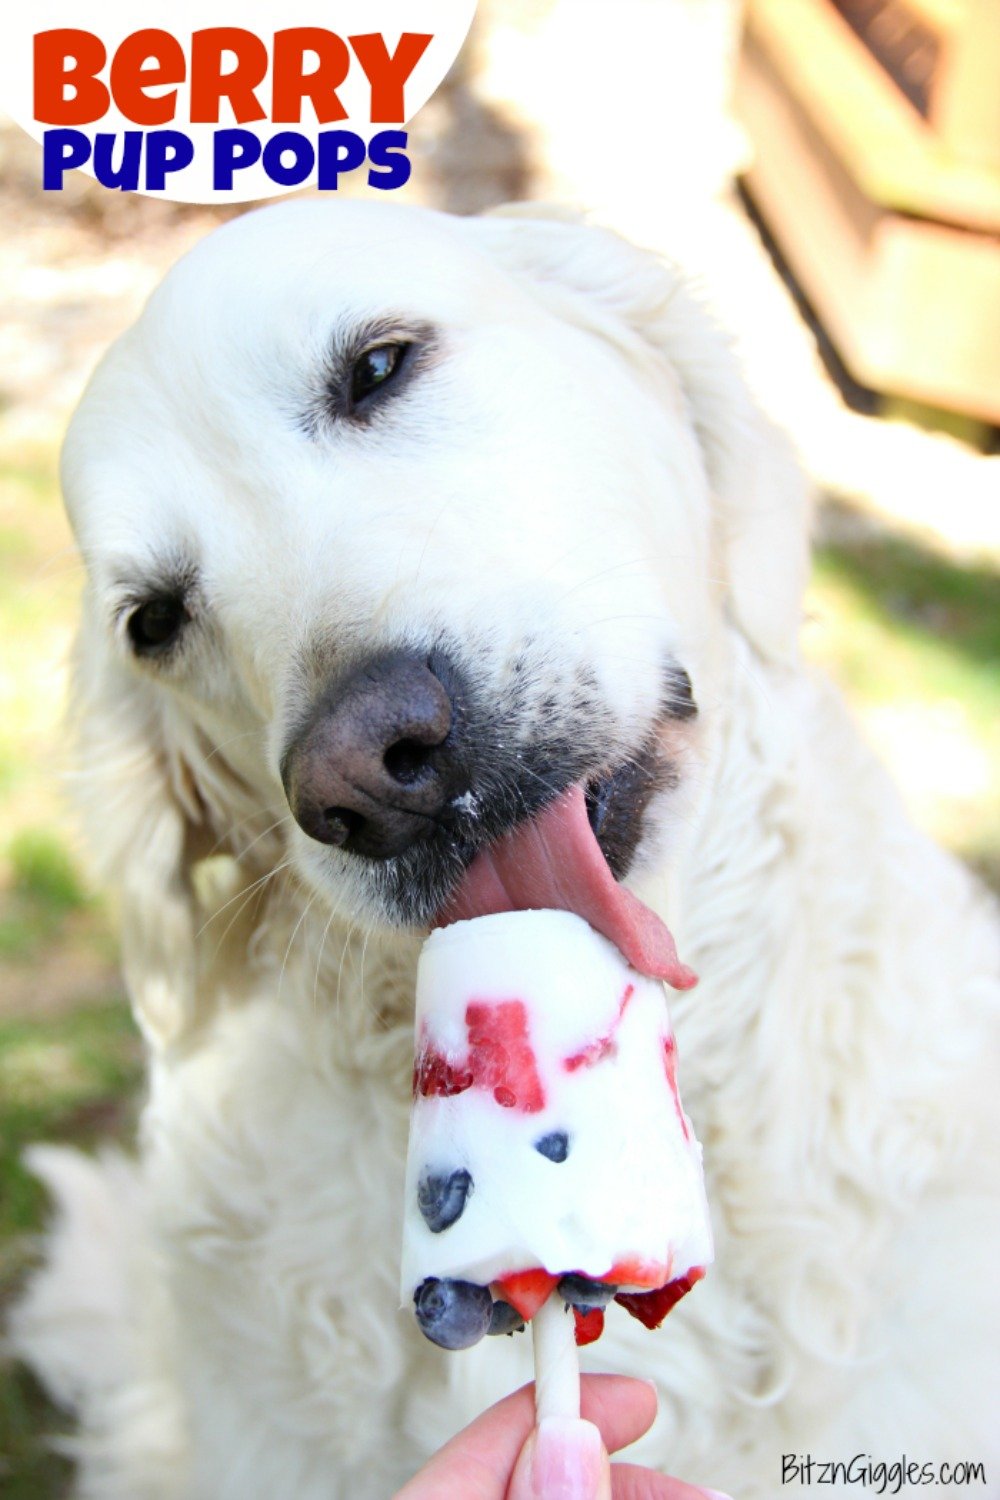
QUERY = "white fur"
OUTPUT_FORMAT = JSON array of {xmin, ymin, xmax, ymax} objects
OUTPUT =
[{"xmin": 9, "ymin": 202, "xmax": 999, "ymax": 1499}]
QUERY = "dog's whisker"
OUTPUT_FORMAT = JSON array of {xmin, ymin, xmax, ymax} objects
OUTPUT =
[
  {"xmin": 531, "ymin": 531, "xmax": 619, "ymax": 586},
  {"xmin": 412, "ymin": 494, "xmax": 460, "ymax": 586},
  {"xmin": 572, "ymin": 612, "xmax": 679, "ymax": 631},
  {"xmin": 277, "ymin": 885, "xmax": 325, "ymax": 1007},
  {"xmin": 311, "ymin": 905, "xmax": 338, "ymax": 1016},
  {"xmin": 203, "ymin": 857, "xmax": 295, "ymax": 969},
  {"xmin": 212, "ymin": 856, "xmax": 294, "ymax": 940},
  {"xmin": 225, "ymin": 812, "xmax": 294, "ymax": 865},
  {"xmin": 512, "ymin": 762, "xmax": 570, "ymax": 807},
  {"xmin": 202, "ymin": 728, "xmax": 268, "ymax": 766},
  {"xmin": 311, "ymin": 885, "xmax": 355, "ymax": 1015},
  {"xmin": 61, "ymin": 748, "xmax": 159, "ymax": 778},
  {"xmin": 195, "ymin": 859, "xmax": 294, "ymax": 941},
  {"xmin": 201, "ymin": 805, "xmax": 288, "ymax": 860},
  {"xmin": 27, "ymin": 548, "xmax": 89, "ymax": 587},
  {"xmin": 728, "ymin": 646, "xmax": 776, "ymax": 715},
  {"xmin": 549, "ymin": 555, "xmax": 652, "ymax": 608},
  {"xmin": 334, "ymin": 921, "xmax": 357, "ymax": 1021},
  {"xmin": 356, "ymin": 923, "xmax": 381, "ymax": 1029}
]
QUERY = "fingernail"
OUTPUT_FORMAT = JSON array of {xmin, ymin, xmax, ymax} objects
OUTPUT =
[
  {"xmin": 531, "ymin": 1417, "xmax": 605, "ymax": 1498},
  {"xmin": 700, "ymin": 1490, "xmax": 735, "ymax": 1499}
]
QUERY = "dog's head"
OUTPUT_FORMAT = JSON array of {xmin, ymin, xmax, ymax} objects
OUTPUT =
[{"xmin": 62, "ymin": 200, "xmax": 809, "ymax": 1045}]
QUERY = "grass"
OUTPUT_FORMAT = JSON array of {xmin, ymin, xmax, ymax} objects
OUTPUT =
[
  {"xmin": 0, "ymin": 831, "xmax": 89, "ymax": 961},
  {"xmin": 0, "ymin": 1365, "xmax": 73, "ymax": 1500},
  {"xmin": 807, "ymin": 518, "xmax": 1000, "ymax": 888},
  {"xmin": 0, "ymin": 451, "xmax": 80, "ymax": 838},
  {"xmin": 0, "ymin": 441, "xmax": 131, "ymax": 1489},
  {"xmin": 0, "ymin": 998, "xmax": 141, "ymax": 1499},
  {"xmin": 0, "ymin": 1002, "xmax": 141, "ymax": 1248}
]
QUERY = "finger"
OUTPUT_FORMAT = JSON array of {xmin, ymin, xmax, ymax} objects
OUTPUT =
[
  {"xmin": 612, "ymin": 1463, "xmax": 734, "ymax": 1500},
  {"xmin": 395, "ymin": 1375, "xmax": 659, "ymax": 1499},
  {"xmin": 508, "ymin": 1416, "xmax": 611, "ymax": 1500},
  {"xmin": 580, "ymin": 1375, "xmax": 659, "ymax": 1452}
]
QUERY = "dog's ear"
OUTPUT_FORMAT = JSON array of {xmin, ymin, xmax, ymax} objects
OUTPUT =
[
  {"xmin": 70, "ymin": 603, "xmax": 207, "ymax": 1051},
  {"xmin": 475, "ymin": 206, "xmax": 812, "ymax": 666}
]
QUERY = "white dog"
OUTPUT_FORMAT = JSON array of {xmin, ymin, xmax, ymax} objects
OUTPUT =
[{"xmin": 10, "ymin": 200, "xmax": 1000, "ymax": 1499}]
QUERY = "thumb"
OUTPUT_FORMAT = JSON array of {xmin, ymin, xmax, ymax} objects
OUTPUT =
[{"xmin": 507, "ymin": 1417, "xmax": 611, "ymax": 1500}]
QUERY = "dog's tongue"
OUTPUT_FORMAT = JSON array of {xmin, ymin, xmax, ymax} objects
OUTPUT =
[{"xmin": 436, "ymin": 785, "xmax": 697, "ymax": 988}]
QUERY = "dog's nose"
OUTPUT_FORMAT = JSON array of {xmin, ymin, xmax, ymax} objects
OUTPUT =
[{"xmin": 283, "ymin": 651, "xmax": 460, "ymax": 859}]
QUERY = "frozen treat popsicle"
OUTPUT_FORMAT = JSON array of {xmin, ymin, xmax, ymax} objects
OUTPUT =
[{"xmin": 401, "ymin": 909, "xmax": 712, "ymax": 1360}]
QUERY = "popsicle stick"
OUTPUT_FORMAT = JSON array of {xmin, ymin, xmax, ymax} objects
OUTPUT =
[{"xmin": 532, "ymin": 1292, "xmax": 580, "ymax": 1422}]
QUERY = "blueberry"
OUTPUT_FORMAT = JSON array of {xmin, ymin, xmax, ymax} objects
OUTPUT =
[
  {"xmin": 558, "ymin": 1274, "xmax": 616, "ymax": 1311},
  {"xmin": 413, "ymin": 1278, "xmax": 493, "ymax": 1350},
  {"xmin": 417, "ymin": 1168, "xmax": 473, "ymax": 1233},
  {"xmin": 533, "ymin": 1131, "xmax": 570, "ymax": 1163},
  {"xmin": 487, "ymin": 1299, "xmax": 526, "ymax": 1337}
]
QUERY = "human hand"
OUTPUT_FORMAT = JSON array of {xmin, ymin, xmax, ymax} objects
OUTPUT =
[{"xmin": 395, "ymin": 1374, "xmax": 732, "ymax": 1499}]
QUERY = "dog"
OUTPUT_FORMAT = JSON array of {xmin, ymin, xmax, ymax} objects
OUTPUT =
[{"xmin": 10, "ymin": 199, "xmax": 1000, "ymax": 1499}]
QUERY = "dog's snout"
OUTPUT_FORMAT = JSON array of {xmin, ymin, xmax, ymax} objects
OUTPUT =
[{"xmin": 284, "ymin": 651, "xmax": 461, "ymax": 859}]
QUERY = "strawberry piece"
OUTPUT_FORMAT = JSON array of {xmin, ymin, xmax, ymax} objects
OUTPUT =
[
  {"xmin": 414, "ymin": 1002, "xmax": 545, "ymax": 1112},
  {"xmin": 564, "ymin": 1034, "xmax": 618, "ymax": 1072},
  {"xmin": 615, "ymin": 1266, "xmax": 705, "ymax": 1330},
  {"xmin": 604, "ymin": 1256, "xmax": 670, "ymax": 1290},
  {"xmin": 495, "ymin": 1268, "xmax": 558, "ymax": 1320},
  {"xmin": 413, "ymin": 1045, "xmax": 474, "ymax": 1099},
  {"xmin": 564, "ymin": 984, "xmax": 635, "ymax": 1072},
  {"xmin": 573, "ymin": 1306, "xmax": 605, "ymax": 1346},
  {"xmin": 466, "ymin": 1000, "xmax": 545, "ymax": 1113},
  {"xmin": 661, "ymin": 1034, "xmax": 691, "ymax": 1140}
]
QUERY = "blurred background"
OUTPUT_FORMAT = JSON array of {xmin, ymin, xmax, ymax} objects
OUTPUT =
[{"xmin": 1, "ymin": 1, "xmax": 998, "ymax": 1491}]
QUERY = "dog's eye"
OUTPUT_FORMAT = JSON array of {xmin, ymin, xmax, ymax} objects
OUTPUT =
[
  {"xmin": 350, "ymin": 342, "xmax": 409, "ymax": 408},
  {"xmin": 127, "ymin": 595, "xmax": 188, "ymax": 655}
]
